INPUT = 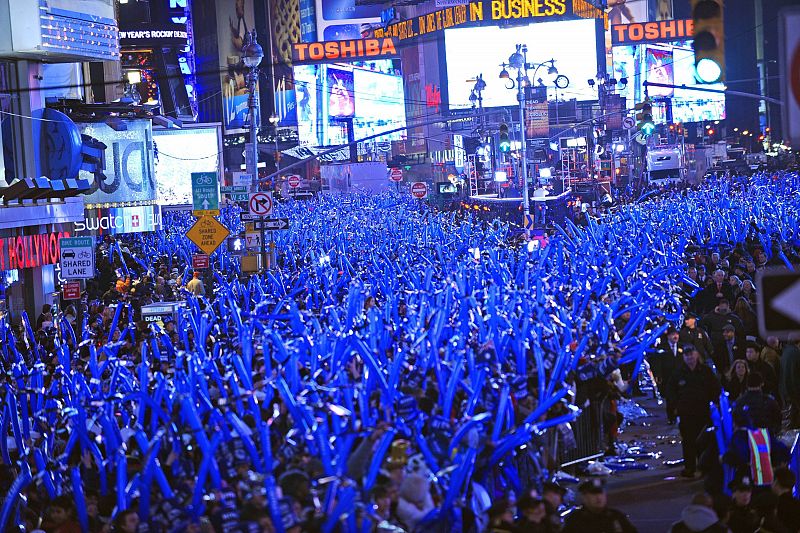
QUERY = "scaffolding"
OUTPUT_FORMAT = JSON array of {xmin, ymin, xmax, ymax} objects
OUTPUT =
[
  {"xmin": 466, "ymin": 154, "xmax": 494, "ymax": 196},
  {"xmin": 559, "ymin": 141, "xmax": 588, "ymax": 192}
]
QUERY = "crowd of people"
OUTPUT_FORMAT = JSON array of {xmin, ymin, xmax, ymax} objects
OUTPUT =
[{"xmin": 0, "ymin": 173, "xmax": 799, "ymax": 533}]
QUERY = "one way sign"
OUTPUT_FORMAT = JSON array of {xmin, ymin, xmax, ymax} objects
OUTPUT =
[
  {"xmin": 757, "ymin": 268, "xmax": 800, "ymax": 340},
  {"xmin": 254, "ymin": 218, "xmax": 290, "ymax": 231}
]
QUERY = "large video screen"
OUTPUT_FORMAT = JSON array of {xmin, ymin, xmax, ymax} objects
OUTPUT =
[
  {"xmin": 294, "ymin": 61, "xmax": 406, "ymax": 147},
  {"xmin": 352, "ymin": 68, "xmax": 406, "ymax": 141},
  {"xmin": 78, "ymin": 120, "xmax": 156, "ymax": 205},
  {"xmin": 612, "ymin": 40, "xmax": 726, "ymax": 124},
  {"xmin": 445, "ymin": 19, "xmax": 599, "ymax": 110},
  {"xmin": 152, "ymin": 126, "xmax": 221, "ymax": 206}
]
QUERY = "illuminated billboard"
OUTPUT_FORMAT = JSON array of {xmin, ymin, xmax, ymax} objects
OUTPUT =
[
  {"xmin": 0, "ymin": 0, "xmax": 119, "ymax": 61},
  {"xmin": 77, "ymin": 120, "xmax": 157, "ymax": 206},
  {"xmin": 294, "ymin": 61, "xmax": 406, "ymax": 146},
  {"xmin": 153, "ymin": 126, "xmax": 222, "ymax": 206},
  {"xmin": 444, "ymin": 18, "xmax": 599, "ymax": 109},
  {"xmin": 315, "ymin": 0, "xmax": 382, "ymax": 41},
  {"xmin": 216, "ymin": 0, "xmax": 259, "ymax": 134},
  {"xmin": 612, "ymin": 39, "xmax": 725, "ymax": 124},
  {"xmin": 75, "ymin": 205, "xmax": 162, "ymax": 236},
  {"xmin": 352, "ymin": 69, "xmax": 406, "ymax": 140}
]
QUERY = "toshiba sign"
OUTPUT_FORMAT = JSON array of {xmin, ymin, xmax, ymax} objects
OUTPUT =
[
  {"xmin": 611, "ymin": 19, "xmax": 694, "ymax": 46},
  {"xmin": 291, "ymin": 38, "xmax": 399, "ymax": 64}
]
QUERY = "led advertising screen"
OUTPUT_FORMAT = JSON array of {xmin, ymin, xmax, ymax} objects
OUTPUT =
[
  {"xmin": 612, "ymin": 39, "xmax": 725, "ymax": 123},
  {"xmin": 49, "ymin": 0, "xmax": 115, "ymax": 20},
  {"xmin": 315, "ymin": 0, "xmax": 382, "ymax": 41},
  {"xmin": 294, "ymin": 61, "xmax": 405, "ymax": 146},
  {"xmin": 153, "ymin": 126, "xmax": 222, "ymax": 206},
  {"xmin": 444, "ymin": 19, "xmax": 599, "ymax": 110},
  {"xmin": 77, "ymin": 119, "xmax": 156, "ymax": 205},
  {"xmin": 352, "ymin": 69, "xmax": 406, "ymax": 141},
  {"xmin": 295, "ymin": 65, "xmax": 321, "ymax": 145}
]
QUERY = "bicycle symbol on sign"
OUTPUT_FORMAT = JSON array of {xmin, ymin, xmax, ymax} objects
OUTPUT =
[{"xmin": 195, "ymin": 174, "xmax": 215, "ymax": 185}]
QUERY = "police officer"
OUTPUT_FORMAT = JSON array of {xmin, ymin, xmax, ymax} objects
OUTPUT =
[
  {"xmin": 563, "ymin": 479, "xmax": 637, "ymax": 533},
  {"xmin": 666, "ymin": 346, "xmax": 722, "ymax": 477},
  {"xmin": 727, "ymin": 476, "xmax": 761, "ymax": 533},
  {"xmin": 679, "ymin": 312, "xmax": 713, "ymax": 362}
]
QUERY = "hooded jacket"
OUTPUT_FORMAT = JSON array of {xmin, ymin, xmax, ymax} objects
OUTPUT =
[
  {"xmin": 396, "ymin": 474, "xmax": 435, "ymax": 531},
  {"xmin": 669, "ymin": 504, "xmax": 730, "ymax": 533}
]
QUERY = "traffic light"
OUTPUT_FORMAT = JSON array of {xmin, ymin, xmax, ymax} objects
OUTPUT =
[
  {"xmin": 691, "ymin": 0, "xmax": 725, "ymax": 83},
  {"xmin": 499, "ymin": 123, "xmax": 510, "ymax": 152},
  {"xmin": 635, "ymin": 98, "xmax": 655, "ymax": 137}
]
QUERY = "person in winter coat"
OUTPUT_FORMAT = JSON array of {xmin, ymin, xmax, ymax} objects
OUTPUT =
[
  {"xmin": 680, "ymin": 313, "xmax": 713, "ymax": 362},
  {"xmin": 781, "ymin": 333, "xmax": 800, "ymax": 428},
  {"xmin": 723, "ymin": 359, "xmax": 749, "ymax": 401},
  {"xmin": 732, "ymin": 372, "xmax": 782, "ymax": 436},
  {"xmin": 669, "ymin": 492, "xmax": 730, "ymax": 533},
  {"xmin": 563, "ymin": 479, "xmax": 637, "ymax": 533},
  {"xmin": 760, "ymin": 337, "xmax": 782, "ymax": 377},
  {"xmin": 666, "ymin": 347, "xmax": 722, "ymax": 477},
  {"xmin": 396, "ymin": 474, "xmax": 435, "ymax": 531}
]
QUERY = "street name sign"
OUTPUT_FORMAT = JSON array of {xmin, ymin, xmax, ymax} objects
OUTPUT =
[
  {"xmin": 191, "ymin": 172, "xmax": 220, "ymax": 216},
  {"xmin": 757, "ymin": 268, "xmax": 800, "ymax": 339},
  {"xmin": 221, "ymin": 185, "xmax": 249, "ymax": 202},
  {"xmin": 59, "ymin": 236, "xmax": 95, "ymax": 279},
  {"xmin": 186, "ymin": 216, "xmax": 229, "ymax": 255}
]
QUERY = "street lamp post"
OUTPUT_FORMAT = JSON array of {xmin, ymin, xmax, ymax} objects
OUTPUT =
[
  {"xmin": 269, "ymin": 113, "xmax": 280, "ymax": 192},
  {"xmin": 241, "ymin": 29, "xmax": 265, "ymax": 266},
  {"xmin": 242, "ymin": 29, "xmax": 264, "ymax": 189},
  {"xmin": 499, "ymin": 46, "xmax": 562, "ymax": 235}
]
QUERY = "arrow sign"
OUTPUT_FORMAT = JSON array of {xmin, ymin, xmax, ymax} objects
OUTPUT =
[
  {"xmin": 757, "ymin": 268, "xmax": 800, "ymax": 339},
  {"xmin": 774, "ymin": 280, "xmax": 800, "ymax": 323},
  {"xmin": 523, "ymin": 214, "xmax": 535, "ymax": 230},
  {"xmin": 254, "ymin": 218, "xmax": 290, "ymax": 231}
]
